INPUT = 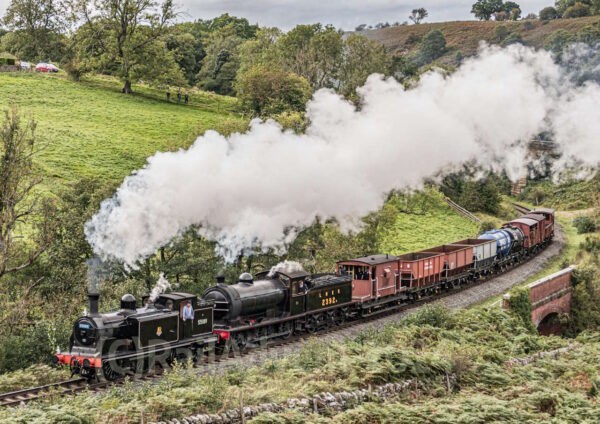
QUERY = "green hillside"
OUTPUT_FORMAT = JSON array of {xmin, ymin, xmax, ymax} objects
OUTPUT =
[
  {"xmin": 377, "ymin": 190, "xmax": 481, "ymax": 255},
  {"xmin": 364, "ymin": 16, "xmax": 600, "ymax": 63},
  {"xmin": 0, "ymin": 73, "xmax": 247, "ymax": 193}
]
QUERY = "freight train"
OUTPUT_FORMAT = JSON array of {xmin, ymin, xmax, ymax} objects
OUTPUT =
[{"xmin": 54, "ymin": 208, "xmax": 554, "ymax": 381}]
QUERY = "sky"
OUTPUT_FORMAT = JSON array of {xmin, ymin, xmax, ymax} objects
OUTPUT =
[{"xmin": 0, "ymin": 0, "xmax": 554, "ymax": 30}]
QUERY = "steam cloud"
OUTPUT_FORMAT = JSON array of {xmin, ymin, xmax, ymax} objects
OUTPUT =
[
  {"xmin": 149, "ymin": 273, "xmax": 171, "ymax": 302},
  {"xmin": 85, "ymin": 43, "xmax": 600, "ymax": 267},
  {"xmin": 267, "ymin": 260, "xmax": 305, "ymax": 278}
]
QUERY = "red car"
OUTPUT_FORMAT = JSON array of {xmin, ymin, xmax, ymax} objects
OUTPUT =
[{"xmin": 36, "ymin": 62, "xmax": 59, "ymax": 72}]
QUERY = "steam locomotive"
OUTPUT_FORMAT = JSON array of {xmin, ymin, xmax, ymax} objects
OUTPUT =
[{"xmin": 55, "ymin": 208, "xmax": 554, "ymax": 381}]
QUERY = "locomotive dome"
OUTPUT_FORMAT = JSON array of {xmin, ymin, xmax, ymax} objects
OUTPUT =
[
  {"xmin": 238, "ymin": 272, "xmax": 254, "ymax": 284},
  {"xmin": 120, "ymin": 293, "xmax": 137, "ymax": 310}
]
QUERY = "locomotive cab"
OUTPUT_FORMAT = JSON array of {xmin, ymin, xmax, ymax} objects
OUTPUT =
[{"xmin": 153, "ymin": 293, "xmax": 214, "ymax": 339}]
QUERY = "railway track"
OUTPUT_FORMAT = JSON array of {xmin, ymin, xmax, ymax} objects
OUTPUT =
[
  {"xmin": 0, "ymin": 201, "xmax": 549, "ymax": 406},
  {"xmin": 512, "ymin": 202, "xmax": 531, "ymax": 215},
  {"xmin": 0, "ymin": 378, "xmax": 93, "ymax": 407}
]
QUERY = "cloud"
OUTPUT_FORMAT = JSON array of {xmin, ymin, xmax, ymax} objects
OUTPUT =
[{"xmin": 0, "ymin": 1, "xmax": 550, "ymax": 31}]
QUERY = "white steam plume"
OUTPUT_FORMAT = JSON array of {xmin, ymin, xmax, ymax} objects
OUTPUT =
[
  {"xmin": 149, "ymin": 273, "xmax": 171, "ymax": 302},
  {"xmin": 267, "ymin": 261, "xmax": 305, "ymax": 278},
  {"xmin": 85, "ymin": 43, "xmax": 600, "ymax": 267}
]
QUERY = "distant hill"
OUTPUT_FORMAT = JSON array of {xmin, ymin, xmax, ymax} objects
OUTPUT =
[{"xmin": 362, "ymin": 16, "xmax": 600, "ymax": 64}]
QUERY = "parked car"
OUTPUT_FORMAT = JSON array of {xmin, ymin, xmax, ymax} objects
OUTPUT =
[
  {"xmin": 20, "ymin": 61, "xmax": 31, "ymax": 70},
  {"xmin": 36, "ymin": 62, "xmax": 59, "ymax": 72}
]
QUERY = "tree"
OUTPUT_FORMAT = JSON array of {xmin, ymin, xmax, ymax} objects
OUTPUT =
[
  {"xmin": 503, "ymin": 1, "xmax": 521, "ymax": 14},
  {"xmin": 72, "ymin": 0, "xmax": 180, "ymax": 94},
  {"xmin": 166, "ymin": 25, "xmax": 205, "ymax": 85},
  {"xmin": 338, "ymin": 33, "xmax": 387, "ymax": 97},
  {"xmin": 236, "ymin": 64, "xmax": 311, "ymax": 116},
  {"xmin": 471, "ymin": 0, "xmax": 504, "ymax": 20},
  {"xmin": 510, "ymin": 7, "xmax": 522, "ymax": 19},
  {"xmin": 539, "ymin": 6, "xmax": 559, "ymax": 20},
  {"xmin": 277, "ymin": 24, "xmax": 343, "ymax": 90},
  {"xmin": 0, "ymin": 108, "xmax": 56, "ymax": 282},
  {"xmin": 409, "ymin": 8, "xmax": 428, "ymax": 24},
  {"xmin": 563, "ymin": 2, "xmax": 591, "ymax": 17},
  {"xmin": 419, "ymin": 29, "xmax": 446, "ymax": 64},
  {"xmin": 195, "ymin": 24, "xmax": 243, "ymax": 95},
  {"xmin": 355, "ymin": 24, "xmax": 367, "ymax": 32},
  {"xmin": 2, "ymin": 0, "xmax": 66, "ymax": 61}
]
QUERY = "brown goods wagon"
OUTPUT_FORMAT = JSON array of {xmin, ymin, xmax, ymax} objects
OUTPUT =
[
  {"xmin": 337, "ymin": 255, "xmax": 399, "ymax": 301},
  {"xmin": 506, "ymin": 218, "xmax": 540, "ymax": 249},
  {"xmin": 523, "ymin": 213, "xmax": 545, "ymax": 245},
  {"xmin": 422, "ymin": 244, "xmax": 474, "ymax": 277},
  {"xmin": 531, "ymin": 208, "xmax": 555, "ymax": 240},
  {"xmin": 397, "ymin": 251, "xmax": 444, "ymax": 290}
]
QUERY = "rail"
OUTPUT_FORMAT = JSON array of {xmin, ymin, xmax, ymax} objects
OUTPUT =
[
  {"xmin": 511, "ymin": 203, "xmax": 531, "ymax": 215},
  {"xmin": 444, "ymin": 197, "xmax": 481, "ymax": 224}
]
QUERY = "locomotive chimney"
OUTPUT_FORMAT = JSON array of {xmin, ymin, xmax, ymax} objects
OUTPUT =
[
  {"xmin": 216, "ymin": 275, "xmax": 225, "ymax": 285},
  {"xmin": 88, "ymin": 293, "xmax": 99, "ymax": 316}
]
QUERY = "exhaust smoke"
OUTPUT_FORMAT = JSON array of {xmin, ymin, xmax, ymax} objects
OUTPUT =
[{"xmin": 84, "ymin": 43, "xmax": 600, "ymax": 267}]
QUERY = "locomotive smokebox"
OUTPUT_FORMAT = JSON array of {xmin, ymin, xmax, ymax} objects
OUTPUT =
[{"xmin": 88, "ymin": 293, "xmax": 99, "ymax": 316}]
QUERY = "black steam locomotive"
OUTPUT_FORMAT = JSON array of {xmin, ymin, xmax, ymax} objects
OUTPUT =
[{"xmin": 55, "ymin": 292, "xmax": 215, "ymax": 380}]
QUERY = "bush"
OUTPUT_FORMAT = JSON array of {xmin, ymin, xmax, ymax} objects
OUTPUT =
[
  {"xmin": 508, "ymin": 286, "xmax": 535, "ymax": 332},
  {"xmin": 563, "ymin": 2, "xmax": 591, "ymax": 18},
  {"xmin": 480, "ymin": 220, "xmax": 496, "ymax": 233},
  {"xmin": 235, "ymin": 64, "xmax": 312, "ymax": 116},
  {"xmin": 419, "ymin": 30, "xmax": 446, "ymax": 64},
  {"xmin": 577, "ymin": 25, "xmax": 600, "ymax": 44},
  {"xmin": 523, "ymin": 20, "xmax": 535, "ymax": 31},
  {"xmin": 502, "ymin": 32, "xmax": 524, "ymax": 46},
  {"xmin": 495, "ymin": 25, "xmax": 509, "ymax": 41},
  {"xmin": 0, "ymin": 322, "xmax": 70, "ymax": 372},
  {"xmin": 573, "ymin": 216, "xmax": 596, "ymax": 234},
  {"xmin": 545, "ymin": 29, "xmax": 574, "ymax": 55},
  {"xmin": 539, "ymin": 6, "xmax": 558, "ymax": 20}
]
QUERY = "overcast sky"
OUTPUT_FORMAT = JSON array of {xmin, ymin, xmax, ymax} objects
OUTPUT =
[{"xmin": 0, "ymin": 0, "xmax": 553, "ymax": 30}]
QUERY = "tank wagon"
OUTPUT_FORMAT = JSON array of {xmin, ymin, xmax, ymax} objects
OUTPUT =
[{"xmin": 56, "ymin": 208, "xmax": 554, "ymax": 379}]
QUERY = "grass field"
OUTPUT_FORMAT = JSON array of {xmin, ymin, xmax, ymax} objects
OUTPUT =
[
  {"xmin": 0, "ymin": 72, "xmax": 248, "ymax": 194},
  {"xmin": 365, "ymin": 16, "xmax": 600, "ymax": 63},
  {"xmin": 377, "ymin": 190, "xmax": 481, "ymax": 255}
]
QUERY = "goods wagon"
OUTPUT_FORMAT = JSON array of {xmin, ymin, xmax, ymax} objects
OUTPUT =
[
  {"xmin": 421, "ymin": 244, "xmax": 474, "ymax": 279},
  {"xmin": 450, "ymin": 238, "xmax": 496, "ymax": 272},
  {"xmin": 397, "ymin": 251, "xmax": 444, "ymax": 290},
  {"xmin": 531, "ymin": 208, "xmax": 555, "ymax": 241}
]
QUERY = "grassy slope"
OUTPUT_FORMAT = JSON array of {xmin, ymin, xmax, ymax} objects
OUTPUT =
[
  {"xmin": 0, "ymin": 72, "xmax": 248, "ymax": 194},
  {"xmin": 378, "ymin": 192, "xmax": 480, "ymax": 255},
  {"xmin": 364, "ymin": 16, "xmax": 600, "ymax": 62}
]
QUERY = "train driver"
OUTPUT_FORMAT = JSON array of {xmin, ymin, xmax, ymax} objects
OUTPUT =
[
  {"xmin": 182, "ymin": 300, "xmax": 194, "ymax": 321},
  {"xmin": 298, "ymin": 280, "xmax": 307, "ymax": 294}
]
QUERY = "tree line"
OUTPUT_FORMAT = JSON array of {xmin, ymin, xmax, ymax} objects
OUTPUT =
[{"xmin": 0, "ymin": 1, "xmax": 411, "ymax": 118}]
